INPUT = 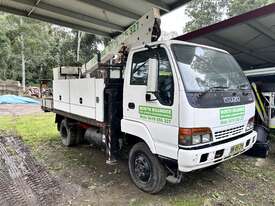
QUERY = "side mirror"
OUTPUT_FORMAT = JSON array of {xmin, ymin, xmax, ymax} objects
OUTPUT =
[{"xmin": 147, "ymin": 58, "xmax": 158, "ymax": 94}]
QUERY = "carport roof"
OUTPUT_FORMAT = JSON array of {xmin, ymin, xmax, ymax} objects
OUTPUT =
[
  {"xmin": 174, "ymin": 3, "xmax": 275, "ymax": 70},
  {"xmin": 0, "ymin": 0, "xmax": 191, "ymax": 37}
]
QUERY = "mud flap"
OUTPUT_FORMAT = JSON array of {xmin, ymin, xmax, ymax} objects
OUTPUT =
[{"xmin": 246, "ymin": 124, "xmax": 271, "ymax": 158}]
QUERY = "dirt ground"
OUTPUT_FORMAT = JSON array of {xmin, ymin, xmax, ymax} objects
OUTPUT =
[
  {"xmin": 32, "ymin": 138, "xmax": 275, "ymax": 206},
  {"xmin": 0, "ymin": 104, "xmax": 274, "ymax": 206},
  {"xmin": 0, "ymin": 132, "xmax": 62, "ymax": 206},
  {"xmin": 0, "ymin": 104, "xmax": 42, "ymax": 116}
]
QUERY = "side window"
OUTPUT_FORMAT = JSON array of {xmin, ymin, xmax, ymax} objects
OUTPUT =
[
  {"xmin": 130, "ymin": 50, "xmax": 150, "ymax": 85},
  {"xmin": 157, "ymin": 48, "xmax": 174, "ymax": 106},
  {"xmin": 130, "ymin": 47, "xmax": 174, "ymax": 106}
]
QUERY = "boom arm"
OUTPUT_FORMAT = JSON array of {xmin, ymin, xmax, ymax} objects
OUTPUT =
[{"xmin": 82, "ymin": 8, "xmax": 161, "ymax": 75}]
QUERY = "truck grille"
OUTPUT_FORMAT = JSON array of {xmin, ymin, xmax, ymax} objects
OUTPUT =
[{"xmin": 215, "ymin": 125, "xmax": 244, "ymax": 140}]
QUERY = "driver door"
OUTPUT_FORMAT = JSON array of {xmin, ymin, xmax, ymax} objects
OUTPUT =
[{"xmin": 123, "ymin": 46, "xmax": 179, "ymax": 159}]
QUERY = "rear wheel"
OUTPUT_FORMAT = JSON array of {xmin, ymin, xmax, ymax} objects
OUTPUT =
[
  {"xmin": 128, "ymin": 142, "xmax": 167, "ymax": 194},
  {"xmin": 59, "ymin": 119, "xmax": 77, "ymax": 146},
  {"xmin": 57, "ymin": 122, "xmax": 61, "ymax": 131}
]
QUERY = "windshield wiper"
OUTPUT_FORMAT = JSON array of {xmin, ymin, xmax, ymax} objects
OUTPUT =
[
  {"xmin": 208, "ymin": 86, "xmax": 229, "ymax": 91},
  {"xmin": 198, "ymin": 86, "xmax": 229, "ymax": 97},
  {"xmin": 207, "ymin": 86, "xmax": 229, "ymax": 92},
  {"xmin": 238, "ymin": 83, "xmax": 250, "ymax": 90}
]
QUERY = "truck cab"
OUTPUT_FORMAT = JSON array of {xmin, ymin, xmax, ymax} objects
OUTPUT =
[{"xmin": 122, "ymin": 40, "xmax": 257, "ymax": 191}]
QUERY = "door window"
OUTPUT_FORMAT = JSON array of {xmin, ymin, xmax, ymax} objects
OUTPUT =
[
  {"xmin": 157, "ymin": 48, "xmax": 174, "ymax": 106},
  {"xmin": 130, "ymin": 50, "xmax": 150, "ymax": 85},
  {"xmin": 130, "ymin": 47, "xmax": 174, "ymax": 106}
]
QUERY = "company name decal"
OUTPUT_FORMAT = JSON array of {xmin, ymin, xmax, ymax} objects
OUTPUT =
[
  {"xmin": 139, "ymin": 106, "xmax": 172, "ymax": 124},
  {"xmin": 220, "ymin": 106, "xmax": 245, "ymax": 124}
]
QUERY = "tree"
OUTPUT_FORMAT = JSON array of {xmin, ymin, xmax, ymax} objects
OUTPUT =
[
  {"xmin": 20, "ymin": 17, "xmax": 26, "ymax": 91},
  {"xmin": 227, "ymin": 0, "xmax": 273, "ymax": 17},
  {"xmin": 78, "ymin": 32, "xmax": 103, "ymax": 63},
  {"xmin": 183, "ymin": 0, "xmax": 273, "ymax": 33},
  {"xmin": 2, "ymin": 15, "xmax": 58, "ymax": 84},
  {"xmin": 0, "ymin": 30, "xmax": 11, "ymax": 80},
  {"xmin": 183, "ymin": 0, "xmax": 228, "ymax": 33},
  {"xmin": 0, "ymin": 13, "xmax": 105, "ymax": 86}
]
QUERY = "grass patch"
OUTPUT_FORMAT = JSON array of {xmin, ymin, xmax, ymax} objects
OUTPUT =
[
  {"xmin": 0, "ymin": 113, "xmax": 59, "ymax": 147},
  {"xmin": 170, "ymin": 196, "xmax": 205, "ymax": 206}
]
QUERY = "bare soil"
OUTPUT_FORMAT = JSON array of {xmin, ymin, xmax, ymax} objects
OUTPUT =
[
  {"xmin": 0, "ymin": 132, "xmax": 65, "ymax": 206},
  {"xmin": 0, "ymin": 136, "xmax": 274, "ymax": 206},
  {"xmin": 0, "ymin": 104, "xmax": 42, "ymax": 116},
  {"xmin": 34, "ymin": 139, "xmax": 275, "ymax": 206},
  {"xmin": 0, "ymin": 104, "xmax": 274, "ymax": 206}
]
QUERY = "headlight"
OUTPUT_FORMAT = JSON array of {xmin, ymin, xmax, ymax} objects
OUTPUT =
[
  {"xmin": 192, "ymin": 135, "xmax": 201, "ymax": 145},
  {"xmin": 246, "ymin": 117, "xmax": 254, "ymax": 131},
  {"xmin": 202, "ymin": 133, "xmax": 211, "ymax": 143},
  {"xmin": 179, "ymin": 128, "xmax": 212, "ymax": 146}
]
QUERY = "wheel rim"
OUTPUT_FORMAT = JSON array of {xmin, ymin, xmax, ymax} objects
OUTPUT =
[{"xmin": 133, "ymin": 152, "xmax": 152, "ymax": 184}]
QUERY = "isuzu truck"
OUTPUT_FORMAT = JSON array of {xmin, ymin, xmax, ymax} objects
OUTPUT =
[{"xmin": 42, "ymin": 8, "xmax": 257, "ymax": 193}]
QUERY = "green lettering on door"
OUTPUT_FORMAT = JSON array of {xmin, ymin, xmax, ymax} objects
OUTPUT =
[{"xmin": 139, "ymin": 106, "xmax": 172, "ymax": 123}]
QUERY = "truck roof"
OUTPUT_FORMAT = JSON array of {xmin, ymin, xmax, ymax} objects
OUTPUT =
[{"xmin": 131, "ymin": 40, "xmax": 230, "ymax": 54}]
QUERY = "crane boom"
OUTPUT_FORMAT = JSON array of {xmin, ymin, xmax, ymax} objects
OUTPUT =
[{"xmin": 82, "ymin": 8, "xmax": 161, "ymax": 75}]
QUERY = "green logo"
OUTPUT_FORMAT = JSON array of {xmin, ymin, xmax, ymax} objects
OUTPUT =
[
  {"xmin": 139, "ymin": 106, "xmax": 172, "ymax": 124},
  {"xmin": 220, "ymin": 106, "xmax": 245, "ymax": 124}
]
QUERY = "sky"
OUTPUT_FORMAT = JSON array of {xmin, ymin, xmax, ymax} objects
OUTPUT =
[{"xmin": 160, "ymin": 5, "xmax": 190, "ymax": 35}]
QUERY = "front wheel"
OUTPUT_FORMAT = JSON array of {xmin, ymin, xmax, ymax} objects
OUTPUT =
[{"xmin": 128, "ymin": 142, "xmax": 167, "ymax": 194}]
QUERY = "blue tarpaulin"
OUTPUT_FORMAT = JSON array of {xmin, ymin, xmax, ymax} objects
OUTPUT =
[{"xmin": 0, "ymin": 95, "xmax": 40, "ymax": 104}]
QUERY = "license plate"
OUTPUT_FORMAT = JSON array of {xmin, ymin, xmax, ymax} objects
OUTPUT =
[{"xmin": 230, "ymin": 143, "xmax": 244, "ymax": 155}]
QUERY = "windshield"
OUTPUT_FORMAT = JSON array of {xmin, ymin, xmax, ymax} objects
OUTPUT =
[{"xmin": 171, "ymin": 44, "xmax": 250, "ymax": 92}]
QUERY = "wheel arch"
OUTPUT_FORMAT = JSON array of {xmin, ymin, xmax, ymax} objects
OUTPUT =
[
  {"xmin": 55, "ymin": 114, "xmax": 64, "ymax": 124},
  {"xmin": 121, "ymin": 119, "xmax": 156, "ymax": 154}
]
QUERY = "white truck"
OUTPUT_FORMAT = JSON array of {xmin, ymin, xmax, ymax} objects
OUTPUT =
[{"xmin": 42, "ymin": 8, "xmax": 257, "ymax": 193}]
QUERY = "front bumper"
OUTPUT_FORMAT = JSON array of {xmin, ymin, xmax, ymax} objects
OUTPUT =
[{"xmin": 178, "ymin": 131, "xmax": 257, "ymax": 172}]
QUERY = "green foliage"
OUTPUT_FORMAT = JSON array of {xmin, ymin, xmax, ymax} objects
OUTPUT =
[
  {"xmin": 184, "ymin": 0, "xmax": 274, "ymax": 33},
  {"xmin": 184, "ymin": 0, "xmax": 228, "ymax": 33},
  {"xmin": 0, "ymin": 30, "xmax": 11, "ymax": 68},
  {"xmin": 0, "ymin": 14, "xmax": 104, "ymax": 85},
  {"xmin": 227, "ymin": 0, "xmax": 273, "ymax": 17},
  {"xmin": 73, "ymin": 30, "xmax": 103, "ymax": 63}
]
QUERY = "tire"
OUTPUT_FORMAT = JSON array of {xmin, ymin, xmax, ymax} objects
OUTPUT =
[
  {"xmin": 128, "ymin": 142, "xmax": 167, "ymax": 194},
  {"xmin": 57, "ymin": 121, "xmax": 61, "ymax": 131},
  {"xmin": 59, "ymin": 119, "xmax": 77, "ymax": 146},
  {"xmin": 258, "ymin": 146, "xmax": 269, "ymax": 158}
]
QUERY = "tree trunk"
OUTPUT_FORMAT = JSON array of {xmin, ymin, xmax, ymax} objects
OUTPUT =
[
  {"xmin": 3, "ymin": 68, "xmax": 6, "ymax": 80},
  {"xmin": 20, "ymin": 17, "xmax": 26, "ymax": 91},
  {"xmin": 76, "ymin": 31, "xmax": 82, "ymax": 62}
]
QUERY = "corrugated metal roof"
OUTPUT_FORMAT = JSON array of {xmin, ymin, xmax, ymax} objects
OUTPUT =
[
  {"xmin": 175, "ymin": 3, "xmax": 275, "ymax": 70},
  {"xmin": 0, "ymin": 0, "xmax": 191, "ymax": 37}
]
